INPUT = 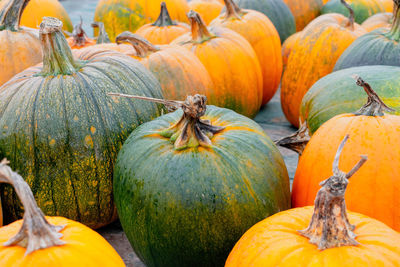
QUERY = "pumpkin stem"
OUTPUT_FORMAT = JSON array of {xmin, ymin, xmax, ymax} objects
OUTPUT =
[
  {"xmin": 0, "ymin": 0, "xmax": 29, "ymax": 31},
  {"xmin": 275, "ymin": 120, "xmax": 310, "ymax": 155},
  {"xmin": 388, "ymin": 0, "xmax": 400, "ymax": 40},
  {"xmin": 70, "ymin": 16, "xmax": 91, "ymax": 47},
  {"xmin": 107, "ymin": 93, "xmax": 225, "ymax": 150},
  {"xmin": 187, "ymin": 10, "xmax": 215, "ymax": 43},
  {"xmin": 153, "ymin": 2, "xmax": 177, "ymax": 27},
  {"xmin": 39, "ymin": 17, "xmax": 84, "ymax": 76},
  {"xmin": 0, "ymin": 159, "xmax": 65, "ymax": 255},
  {"xmin": 91, "ymin": 21, "xmax": 111, "ymax": 44},
  {"xmin": 340, "ymin": 0, "xmax": 355, "ymax": 30},
  {"xmin": 298, "ymin": 135, "xmax": 368, "ymax": 250},
  {"xmin": 223, "ymin": 0, "xmax": 242, "ymax": 20},
  {"xmin": 352, "ymin": 75, "xmax": 395, "ymax": 116},
  {"xmin": 115, "ymin": 31, "xmax": 160, "ymax": 58}
]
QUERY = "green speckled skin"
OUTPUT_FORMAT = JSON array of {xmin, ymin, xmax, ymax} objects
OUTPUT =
[
  {"xmin": 322, "ymin": 0, "xmax": 384, "ymax": 23},
  {"xmin": 114, "ymin": 106, "xmax": 291, "ymax": 267},
  {"xmin": 301, "ymin": 65, "xmax": 400, "ymax": 133},
  {"xmin": 0, "ymin": 48, "xmax": 164, "ymax": 228}
]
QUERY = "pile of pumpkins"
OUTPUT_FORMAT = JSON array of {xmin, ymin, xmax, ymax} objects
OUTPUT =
[{"xmin": 1, "ymin": 0, "xmax": 400, "ymax": 266}]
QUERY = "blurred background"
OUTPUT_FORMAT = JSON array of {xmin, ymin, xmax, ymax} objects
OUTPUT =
[{"xmin": 61, "ymin": 0, "xmax": 98, "ymax": 36}]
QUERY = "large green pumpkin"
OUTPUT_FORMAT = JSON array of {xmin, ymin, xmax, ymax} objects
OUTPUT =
[
  {"xmin": 0, "ymin": 17, "xmax": 164, "ymax": 229},
  {"xmin": 334, "ymin": 0, "xmax": 400, "ymax": 70},
  {"xmin": 114, "ymin": 95, "xmax": 291, "ymax": 267},
  {"xmin": 233, "ymin": 0, "xmax": 296, "ymax": 42},
  {"xmin": 300, "ymin": 65, "xmax": 400, "ymax": 133},
  {"xmin": 322, "ymin": 0, "xmax": 384, "ymax": 24}
]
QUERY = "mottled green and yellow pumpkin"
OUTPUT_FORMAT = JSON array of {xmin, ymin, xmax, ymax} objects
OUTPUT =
[
  {"xmin": 172, "ymin": 11, "xmax": 263, "ymax": 118},
  {"xmin": 0, "ymin": 161, "xmax": 125, "ymax": 266},
  {"xmin": 281, "ymin": 3, "xmax": 366, "ymax": 127},
  {"xmin": 335, "ymin": 0, "xmax": 400, "ymax": 70},
  {"xmin": 300, "ymin": 65, "xmax": 400, "ymax": 134},
  {"xmin": 0, "ymin": 17, "xmax": 164, "ymax": 229},
  {"xmin": 0, "ymin": 0, "xmax": 42, "ymax": 87},
  {"xmin": 211, "ymin": 0, "xmax": 282, "ymax": 106},
  {"xmin": 188, "ymin": 0, "xmax": 223, "ymax": 25},
  {"xmin": 361, "ymin": 11, "xmax": 392, "ymax": 31},
  {"xmin": 94, "ymin": 0, "xmax": 189, "ymax": 41},
  {"xmin": 322, "ymin": 0, "xmax": 385, "ymax": 23},
  {"xmin": 233, "ymin": 0, "xmax": 296, "ymax": 42},
  {"xmin": 113, "ymin": 94, "xmax": 291, "ymax": 267},
  {"xmin": 282, "ymin": 0, "xmax": 323, "ymax": 31}
]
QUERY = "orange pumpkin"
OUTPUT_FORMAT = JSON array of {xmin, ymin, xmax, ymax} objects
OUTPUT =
[
  {"xmin": 211, "ymin": 0, "xmax": 282, "ymax": 105},
  {"xmin": 172, "ymin": 11, "xmax": 263, "ymax": 118},
  {"xmin": 135, "ymin": 2, "xmax": 190, "ymax": 45},
  {"xmin": 67, "ymin": 20, "xmax": 96, "ymax": 49},
  {"xmin": 378, "ymin": 0, "xmax": 393, "ymax": 12},
  {"xmin": 283, "ymin": 0, "xmax": 323, "ymax": 30},
  {"xmin": 282, "ymin": 32, "xmax": 301, "ymax": 72},
  {"xmin": 292, "ymin": 76, "xmax": 400, "ymax": 231},
  {"xmin": 226, "ymin": 136, "xmax": 400, "ymax": 266},
  {"xmin": 0, "ymin": 0, "xmax": 42, "ymax": 87},
  {"xmin": 0, "ymin": 159, "xmax": 125, "ymax": 266},
  {"xmin": 115, "ymin": 32, "xmax": 214, "ymax": 100},
  {"xmin": 281, "ymin": 3, "xmax": 366, "ymax": 127},
  {"xmin": 361, "ymin": 12, "xmax": 392, "ymax": 31},
  {"xmin": 188, "ymin": 0, "xmax": 224, "ymax": 25}
]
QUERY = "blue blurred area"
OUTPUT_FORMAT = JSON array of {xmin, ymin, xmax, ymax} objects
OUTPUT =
[{"xmin": 60, "ymin": 0, "xmax": 98, "ymax": 37}]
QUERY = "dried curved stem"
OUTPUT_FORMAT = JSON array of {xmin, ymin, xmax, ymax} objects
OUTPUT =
[
  {"xmin": 275, "ymin": 120, "xmax": 310, "ymax": 155},
  {"xmin": 0, "ymin": 159, "xmax": 65, "ymax": 255},
  {"xmin": 91, "ymin": 21, "xmax": 110, "ymax": 44},
  {"xmin": 298, "ymin": 135, "xmax": 368, "ymax": 250},
  {"xmin": 187, "ymin": 10, "xmax": 215, "ymax": 43},
  {"xmin": 115, "ymin": 32, "xmax": 159, "ymax": 57},
  {"xmin": 389, "ymin": 0, "xmax": 400, "ymax": 40},
  {"xmin": 0, "ymin": 0, "xmax": 29, "ymax": 31},
  {"xmin": 223, "ymin": 0, "xmax": 242, "ymax": 20},
  {"xmin": 153, "ymin": 2, "xmax": 176, "ymax": 27},
  {"xmin": 71, "ymin": 16, "xmax": 89, "ymax": 47},
  {"xmin": 352, "ymin": 75, "xmax": 395, "ymax": 116},
  {"xmin": 340, "ymin": 0, "xmax": 354, "ymax": 30}
]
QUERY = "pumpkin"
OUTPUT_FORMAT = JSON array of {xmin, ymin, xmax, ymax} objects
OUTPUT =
[
  {"xmin": 94, "ymin": 0, "xmax": 189, "ymax": 41},
  {"xmin": 172, "ymin": 11, "xmax": 263, "ymax": 118},
  {"xmin": 0, "ymin": 0, "xmax": 42, "ymax": 87},
  {"xmin": 282, "ymin": 31, "xmax": 301, "ymax": 72},
  {"xmin": 322, "ymin": 0, "xmax": 385, "ymax": 23},
  {"xmin": 0, "ymin": 160, "xmax": 125, "ymax": 266},
  {"xmin": 379, "ymin": 0, "xmax": 394, "ymax": 11},
  {"xmin": 211, "ymin": 0, "xmax": 282, "ymax": 106},
  {"xmin": 292, "ymin": 76, "xmax": 400, "ymax": 231},
  {"xmin": 361, "ymin": 11, "xmax": 392, "ymax": 31},
  {"xmin": 188, "ymin": 0, "xmax": 223, "ymax": 25},
  {"xmin": 115, "ymin": 32, "xmax": 214, "ymax": 101},
  {"xmin": 281, "ymin": 1, "xmax": 366, "ymax": 127},
  {"xmin": 282, "ymin": 0, "xmax": 323, "ymax": 31},
  {"xmin": 67, "ymin": 19, "xmax": 96, "ymax": 49},
  {"xmin": 0, "ymin": 17, "xmax": 164, "ymax": 229},
  {"xmin": 335, "ymin": 0, "xmax": 400, "ymax": 70},
  {"xmin": 134, "ymin": 2, "xmax": 190, "ymax": 45},
  {"xmin": 113, "ymin": 94, "xmax": 291, "ymax": 267},
  {"xmin": 300, "ymin": 65, "xmax": 400, "ymax": 134},
  {"xmin": 233, "ymin": 0, "xmax": 296, "ymax": 42},
  {"xmin": 227, "ymin": 136, "xmax": 400, "ymax": 266}
]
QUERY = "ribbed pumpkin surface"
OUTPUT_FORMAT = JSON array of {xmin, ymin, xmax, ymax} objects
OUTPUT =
[
  {"xmin": 0, "ymin": 48, "xmax": 164, "ymax": 228},
  {"xmin": 361, "ymin": 12, "xmax": 392, "ymax": 31},
  {"xmin": 322, "ymin": 0, "xmax": 385, "ymax": 23},
  {"xmin": 282, "ymin": 0, "xmax": 322, "ymax": 31},
  {"xmin": 114, "ymin": 106, "xmax": 290, "ymax": 267}
]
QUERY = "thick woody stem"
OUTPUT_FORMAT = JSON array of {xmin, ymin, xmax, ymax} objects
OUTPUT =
[
  {"xmin": 352, "ymin": 75, "xmax": 395, "ymax": 116},
  {"xmin": 153, "ymin": 2, "xmax": 177, "ymax": 27},
  {"xmin": 340, "ymin": 0, "xmax": 355, "ymax": 30},
  {"xmin": 187, "ymin": 10, "xmax": 215, "ymax": 43},
  {"xmin": 298, "ymin": 135, "xmax": 368, "ymax": 250},
  {"xmin": 275, "ymin": 120, "xmax": 310, "ymax": 155},
  {"xmin": 107, "ymin": 93, "xmax": 225, "ymax": 149},
  {"xmin": 70, "ymin": 17, "xmax": 89, "ymax": 47},
  {"xmin": 91, "ymin": 21, "xmax": 110, "ymax": 44},
  {"xmin": 0, "ymin": 0, "xmax": 29, "ymax": 31},
  {"xmin": 0, "ymin": 159, "xmax": 65, "ymax": 255},
  {"xmin": 223, "ymin": 0, "xmax": 242, "ymax": 19},
  {"xmin": 115, "ymin": 32, "xmax": 159, "ymax": 58}
]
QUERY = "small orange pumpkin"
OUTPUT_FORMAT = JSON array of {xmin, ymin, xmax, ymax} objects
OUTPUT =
[
  {"xmin": 211, "ymin": 0, "xmax": 282, "ymax": 105},
  {"xmin": 135, "ymin": 2, "xmax": 190, "ymax": 44},
  {"xmin": 188, "ymin": 0, "xmax": 224, "ymax": 25},
  {"xmin": 66, "ymin": 19, "xmax": 96, "ymax": 49},
  {"xmin": 361, "ymin": 12, "xmax": 392, "ymax": 31},
  {"xmin": 172, "ymin": 11, "xmax": 263, "ymax": 118}
]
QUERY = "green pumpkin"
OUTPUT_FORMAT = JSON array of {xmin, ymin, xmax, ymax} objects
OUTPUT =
[
  {"xmin": 0, "ymin": 17, "xmax": 164, "ymax": 229},
  {"xmin": 300, "ymin": 65, "xmax": 400, "ymax": 134},
  {"xmin": 114, "ymin": 95, "xmax": 291, "ymax": 267},
  {"xmin": 322, "ymin": 0, "xmax": 384, "ymax": 23},
  {"xmin": 234, "ymin": 0, "xmax": 296, "ymax": 42},
  {"xmin": 334, "ymin": 1, "xmax": 400, "ymax": 70}
]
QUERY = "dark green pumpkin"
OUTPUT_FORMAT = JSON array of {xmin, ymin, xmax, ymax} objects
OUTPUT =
[
  {"xmin": 300, "ymin": 65, "xmax": 400, "ymax": 133},
  {"xmin": 334, "ymin": 1, "xmax": 400, "ymax": 70},
  {"xmin": 234, "ymin": 0, "xmax": 296, "ymax": 42},
  {"xmin": 322, "ymin": 0, "xmax": 384, "ymax": 23},
  {"xmin": 0, "ymin": 17, "xmax": 164, "ymax": 229},
  {"xmin": 114, "ymin": 97, "xmax": 290, "ymax": 267}
]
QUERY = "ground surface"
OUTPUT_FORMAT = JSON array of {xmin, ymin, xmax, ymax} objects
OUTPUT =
[{"xmin": 62, "ymin": 2, "xmax": 298, "ymax": 266}]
